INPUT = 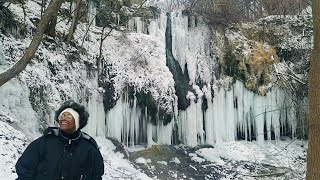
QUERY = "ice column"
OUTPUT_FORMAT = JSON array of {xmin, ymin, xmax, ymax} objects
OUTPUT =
[
  {"xmin": 106, "ymin": 94, "xmax": 173, "ymax": 147},
  {"xmin": 88, "ymin": 0, "xmax": 96, "ymax": 26}
]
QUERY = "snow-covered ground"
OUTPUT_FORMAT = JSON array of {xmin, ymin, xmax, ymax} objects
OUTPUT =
[
  {"xmin": 195, "ymin": 140, "xmax": 307, "ymax": 179},
  {"xmin": 0, "ymin": 117, "xmax": 306, "ymax": 179}
]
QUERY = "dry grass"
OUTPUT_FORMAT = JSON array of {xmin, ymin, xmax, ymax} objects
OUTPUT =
[{"xmin": 249, "ymin": 42, "xmax": 278, "ymax": 74}]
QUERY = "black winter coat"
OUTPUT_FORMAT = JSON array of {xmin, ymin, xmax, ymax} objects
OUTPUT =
[{"xmin": 15, "ymin": 127, "xmax": 104, "ymax": 180}]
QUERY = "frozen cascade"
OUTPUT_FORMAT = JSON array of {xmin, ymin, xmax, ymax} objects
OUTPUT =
[
  {"xmin": 105, "ymin": 95, "xmax": 142, "ymax": 147},
  {"xmin": 127, "ymin": 17, "xmax": 147, "ymax": 34},
  {"xmin": 178, "ymin": 81, "xmax": 296, "ymax": 146},
  {"xmin": 149, "ymin": 13, "xmax": 167, "ymax": 41},
  {"xmin": 171, "ymin": 13, "xmax": 212, "ymax": 83},
  {"xmin": 118, "ymin": 8, "xmax": 298, "ymax": 146},
  {"xmin": 129, "ymin": 10, "xmax": 213, "ymax": 84},
  {"xmin": 178, "ymin": 91, "xmax": 205, "ymax": 146},
  {"xmin": 153, "ymin": 119, "xmax": 174, "ymax": 145},
  {"xmin": 170, "ymin": 11, "xmax": 213, "ymax": 83},
  {"xmin": 74, "ymin": 70, "xmax": 106, "ymax": 137},
  {"xmin": 105, "ymin": 94, "xmax": 173, "ymax": 147},
  {"xmin": 127, "ymin": 10, "xmax": 213, "ymax": 84},
  {"xmin": 128, "ymin": 11, "xmax": 215, "ymax": 84},
  {"xmin": 83, "ymin": 89, "xmax": 105, "ymax": 137},
  {"xmin": 0, "ymin": 42, "xmax": 37, "ymax": 137},
  {"xmin": 127, "ymin": 12, "xmax": 167, "ymax": 43},
  {"xmin": 0, "ymin": 78, "xmax": 36, "ymax": 130}
]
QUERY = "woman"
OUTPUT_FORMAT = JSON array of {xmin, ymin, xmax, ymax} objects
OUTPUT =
[{"xmin": 15, "ymin": 100, "xmax": 104, "ymax": 180}]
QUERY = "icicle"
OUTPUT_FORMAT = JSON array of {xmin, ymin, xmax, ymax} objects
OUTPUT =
[
  {"xmin": 127, "ymin": 17, "xmax": 145, "ymax": 33},
  {"xmin": 80, "ymin": 69, "xmax": 106, "ymax": 137},
  {"xmin": 254, "ymin": 94, "xmax": 265, "ymax": 145},
  {"xmin": 147, "ymin": 121, "xmax": 153, "ymax": 147}
]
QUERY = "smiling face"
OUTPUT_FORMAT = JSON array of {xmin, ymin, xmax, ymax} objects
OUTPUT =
[{"xmin": 59, "ymin": 112, "xmax": 76, "ymax": 134}]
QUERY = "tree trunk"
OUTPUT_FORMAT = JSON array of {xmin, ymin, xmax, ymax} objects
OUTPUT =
[
  {"xmin": 0, "ymin": 0, "xmax": 64, "ymax": 87},
  {"xmin": 45, "ymin": 7, "xmax": 59, "ymax": 37},
  {"xmin": 67, "ymin": 0, "xmax": 81, "ymax": 44},
  {"xmin": 306, "ymin": 0, "xmax": 320, "ymax": 179},
  {"xmin": 97, "ymin": 27, "xmax": 105, "ymax": 71}
]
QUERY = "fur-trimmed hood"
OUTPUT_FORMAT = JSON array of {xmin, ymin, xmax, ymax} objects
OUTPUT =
[{"xmin": 54, "ymin": 100, "xmax": 89, "ymax": 130}]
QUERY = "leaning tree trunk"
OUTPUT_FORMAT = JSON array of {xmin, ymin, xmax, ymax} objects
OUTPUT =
[
  {"xmin": 0, "ymin": 0, "xmax": 64, "ymax": 87},
  {"xmin": 306, "ymin": 0, "xmax": 320, "ymax": 179}
]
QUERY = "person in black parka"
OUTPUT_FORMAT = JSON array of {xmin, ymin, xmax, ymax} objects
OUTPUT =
[{"xmin": 15, "ymin": 100, "xmax": 104, "ymax": 180}]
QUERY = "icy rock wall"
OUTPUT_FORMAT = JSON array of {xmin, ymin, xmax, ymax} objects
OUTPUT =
[{"xmin": 0, "ymin": 41, "xmax": 37, "ymax": 138}]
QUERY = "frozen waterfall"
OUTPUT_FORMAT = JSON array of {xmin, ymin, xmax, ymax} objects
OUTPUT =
[
  {"xmin": 101, "ymin": 80, "xmax": 296, "ymax": 147},
  {"xmin": 122, "ymin": 10, "xmax": 298, "ymax": 147}
]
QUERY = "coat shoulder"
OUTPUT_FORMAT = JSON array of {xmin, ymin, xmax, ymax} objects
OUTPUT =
[
  {"xmin": 43, "ymin": 127, "xmax": 59, "ymax": 136},
  {"xmin": 81, "ymin": 132, "xmax": 99, "ymax": 149}
]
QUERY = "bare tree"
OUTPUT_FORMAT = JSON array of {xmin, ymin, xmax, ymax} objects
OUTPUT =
[
  {"xmin": 185, "ymin": 0, "xmax": 244, "ymax": 27},
  {"xmin": 0, "ymin": 0, "xmax": 64, "ymax": 87},
  {"xmin": 306, "ymin": 0, "xmax": 320, "ymax": 179},
  {"xmin": 66, "ymin": 0, "xmax": 81, "ymax": 44},
  {"xmin": 185, "ymin": 0, "xmax": 310, "ymax": 24},
  {"xmin": 96, "ymin": 0, "xmax": 147, "ymax": 70},
  {"xmin": 261, "ymin": 0, "xmax": 310, "ymax": 16}
]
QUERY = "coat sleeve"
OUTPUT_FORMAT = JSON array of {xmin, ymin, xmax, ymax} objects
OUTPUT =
[
  {"xmin": 92, "ymin": 148, "xmax": 104, "ymax": 180},
  {"xmin": 15, "ymin": 137, "xmax": 43, "ymax": 180}
]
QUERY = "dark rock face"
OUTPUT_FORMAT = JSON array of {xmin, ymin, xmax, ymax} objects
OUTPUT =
[
  {"xmin": 100, "ymin": 81, "xmax": 117, "ymax": 112},
  {"xmin": 98, "ymin": 60, "xmax": 118, "ymax": 112},
  {"xmin": 28, "ymin": 85, "xmax": 51, "ymax": 132},
  {"xmin": 107, "ymin": 137, "xmax": 129, "ymax": 159}
]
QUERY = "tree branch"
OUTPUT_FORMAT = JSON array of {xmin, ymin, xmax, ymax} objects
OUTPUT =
[{"xmin": 0, "ymin": 0, "xmax": 64, "ymax": 87}]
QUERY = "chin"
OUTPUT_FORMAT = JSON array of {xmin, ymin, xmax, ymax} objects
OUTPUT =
[{"xmin": 60, "ymin": 127, "xmax": 68, "ymax": 131}]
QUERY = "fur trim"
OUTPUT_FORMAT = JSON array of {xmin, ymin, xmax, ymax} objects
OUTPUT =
[{"xmin": 54, "ymin": 100, "xmax": 89, "ymax": 130}]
